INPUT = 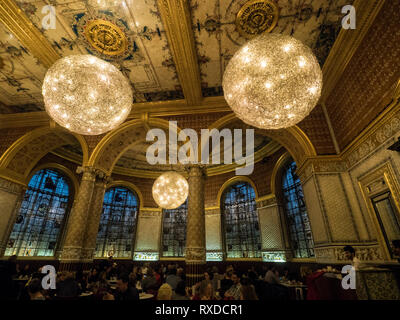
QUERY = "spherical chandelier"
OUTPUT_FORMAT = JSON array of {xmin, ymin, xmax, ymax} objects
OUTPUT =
[
  {"xmin": 42, "ymin": 55, "xmax": 132, "ymax": 135},
  {"xmin": 222, "ymin": 33, "xmax": 322, "ymax": 129},
  {"xmin": 152, "ymin": 172, "xmax": 189, "ymax": 209}
]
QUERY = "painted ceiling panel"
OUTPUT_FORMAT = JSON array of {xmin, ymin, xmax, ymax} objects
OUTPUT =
[
  {"xmin": 190, "ymin": 0, "xmax": 354, "ymax": 97},
  {"xmin": 0, "ymin": 23, "xmax": 46, "ymax": 113},
  {"xmin": 0, "ymin": 0, "xmax": 183, "ymax": 113}
]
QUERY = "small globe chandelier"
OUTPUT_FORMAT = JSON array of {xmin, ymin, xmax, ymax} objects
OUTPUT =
[
  {"xmin": 222, "ymin": 33, "xmax": 322, "ymax": 129},
  {"xmin": 152, "ymin": 171, "xmax": 189, "ymax": 209},
  {"xmin": 42, "ymin": 55, "xmax": 132, "ymax": 135}
]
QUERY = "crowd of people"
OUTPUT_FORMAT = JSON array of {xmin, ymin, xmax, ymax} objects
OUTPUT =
[
  {"xmin": 0, "ymin": 256, "xmax": 299, "ymax": 301},
  {"xmin": 1, "ymin": 243, "xmax": 399, "ymax": 301}
]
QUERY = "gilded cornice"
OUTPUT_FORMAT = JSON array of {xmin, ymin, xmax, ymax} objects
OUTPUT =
[
  {"xmin": 157, "ymin": 0, "xmax": 202, "ymax": 106},
  {"xmin": 0, "ymin": 0, "xmax": 60, "ymax": 68},
  {"xmin": 0, "ymin": 97, "xmax": 231, "ymax": 129},
  {"xmin": 320, "ymin": 0, "xmax": 385, "ymax": 103}
]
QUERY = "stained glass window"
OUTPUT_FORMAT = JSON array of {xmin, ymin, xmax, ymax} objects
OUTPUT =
[
  {"xmin": 95, "ymin": 186, "xmax": 139, "ymax": 258},
  {"xmin": 282, "ymin": 161, "xmax": 314, "ymax": 258},
  {"xmin": 162, "ymin": 200, "xmax": 187, "ymax": 257},
  {"xmin": 222, "ymin": 182, "xmax": 261, "ymax": 258},
  {"xmin": 5, "ymin": 168, "xmax": 72, "ymax": 257}
]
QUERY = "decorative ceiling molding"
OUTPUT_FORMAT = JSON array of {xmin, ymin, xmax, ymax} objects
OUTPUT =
[
  {"xmin": 0, "ymin": 96, "xmax": 231, "ymax": 128},
  {"xmin": 157, "ymin": 0, "xmax": 202, "ymax": 105},
  {"xmin": 320, "ymin": 0, "xmax": 385, "ymax": 103},
  {"xmin": 0, "ymin": 0, "xmax": 60, "ymax": 68}
]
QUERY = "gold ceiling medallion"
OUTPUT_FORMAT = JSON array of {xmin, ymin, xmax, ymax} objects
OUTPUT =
[
  {"xmin": 84, "ymin": 19, "xmax": 127, "ymax": 56},
  {"xmin": 236, "ymin": 0, "xmax": 279, "ymax": 39}
]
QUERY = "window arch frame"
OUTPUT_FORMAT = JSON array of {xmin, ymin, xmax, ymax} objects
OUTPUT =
[
  {"xmin": 6, "ymin": 165, "xmax": 76, "ymax": 257},
  {"xmin": 219, "ymin": 177, "xmax": 262, "ymax": 259},
  {"xmin": 95, "ymin": 182, "xmax": 141, "ymax": 258}
]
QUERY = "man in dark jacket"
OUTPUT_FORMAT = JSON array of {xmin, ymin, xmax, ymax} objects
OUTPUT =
[{"xmin": 113, "ymin": 273, "xmax": 139, "ymax": 300}]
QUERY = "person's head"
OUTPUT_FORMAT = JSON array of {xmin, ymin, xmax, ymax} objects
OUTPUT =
[
  {"xmin": 343, "ymin": 246, "xmax": 356, "ymax": 259},
  {"xmin": 146, "ymin": 267, "xmax": 153, "ymax": 277},
  {"xmin": 211, "ymin": 266, "xmax": 219, "ymax": 274},
  {"xmin": 231, "ymin": 272, "xmax": 240, "ymax": 284},
  {"xmin": 204, "ymin": 271, "xmax": 213, "ymax": 281},
  {"xmin": 175, "ymin": 280, "xmax": 186, "ymax": 296},
  {"xmin": 392, "ymin": 240, "xmax": 400, "ymax": 256},
  {"xmin": 59, "ymin": 271, "xmax": 68, "ymax": 281},
  {"xmin": 91, "ymin": 268, "xmax": 98, "ymax": 275},
  {"xmin": 24, "ymin": 264, "xmax": 30, "ymax": 271},
  {"xmin": 157, "ymin": 283, "xmax": 172, "ymax": 300},
  {"xmin": 27, "ymin": 278, "xmax": 43, "ymax": 297},
  {"xmin": 169, "ymin": 268, "xmax": 177, "ymax": 276},
  {"xmin": 116, "ymin": 273, "xmax": 130, "ymax": 292},
  {"xmin": 226, "ymin": 271, "xmax": 233, "ymax": 279}
]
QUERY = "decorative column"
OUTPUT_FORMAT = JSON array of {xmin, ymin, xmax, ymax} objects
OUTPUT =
[
  {"xmin": 0, "ymin": 177, "xmax": 26, "ymax": 257},
  {"xmin": 185, "ymin": 165, "xmax": 206, "ymax": 286},
  {"xmin": 59, "ymin": 166, "xmax": 97, "ymax": 270},
  {"xmin": 81, "ymin": 172, "xmax": 111, "ymax": 267}
]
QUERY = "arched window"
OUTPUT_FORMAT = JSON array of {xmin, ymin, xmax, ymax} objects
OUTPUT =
[
  {"xmin": 95, "ymin": 186, "xmax": 139, "ymax": 258},
  {"xmin": 5, "ymin": 168, "xmax": 72, "ymax": 257},
  {"xmin": 282, "ymin": 161, "xmax": 314, "ymax": 258},
  {"xmin": 222, "ymin": 182, "xmax": 261, "ymax": 258},
  {"xmin": 162, "ymin": 200, "xmax": 187, "ymax": 257}
]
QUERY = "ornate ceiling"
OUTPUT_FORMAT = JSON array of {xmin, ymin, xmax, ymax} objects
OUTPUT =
[
  {"xmin": 0, "ymin": 0, "xmax": 397, "ymax": 158},
  {"xmin": 0, "ymin": 0, "xmax": 353, "ymax": 113}
]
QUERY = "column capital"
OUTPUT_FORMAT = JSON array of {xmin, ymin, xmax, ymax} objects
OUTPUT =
[{"xmin": 185, "ymin": 164, "xmax": 207, "ymax": 177}]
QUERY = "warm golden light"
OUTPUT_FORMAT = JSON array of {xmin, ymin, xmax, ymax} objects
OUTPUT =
[
  {"xmin": 152, "ymin": 171, "xmax": 189, "ymax": 209},
  {"xmin": 222, "ymin": 33, "xmax": 322, "ymax": 129},
  {"xmin": 42, "ymin": 55, "xmax": 132, "ymax": 135}
]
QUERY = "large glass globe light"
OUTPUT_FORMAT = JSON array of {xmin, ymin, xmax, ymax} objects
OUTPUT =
[
  {"xmin": 223, "ymin": 33, "xmax": 322, "ymax": 129},
  {"xmin": 42, "ymin": 55, "xmax": 132, "ymax": 135},
  {"xmin": 152, "ymin": 171, "xmax": 189, "ymax": 209}
]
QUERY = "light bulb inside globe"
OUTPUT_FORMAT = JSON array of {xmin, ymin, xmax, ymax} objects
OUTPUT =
[
  {"xmin": 152, "ymin": 171, "xmax": 189, "ymax": 209},
  {"xmin": 222, "ymin": 33, "xmax": 322, "ymax": 129},
  {"xmin": 42, "ymin": 55, "xmax": 132, "ymax": 135}
]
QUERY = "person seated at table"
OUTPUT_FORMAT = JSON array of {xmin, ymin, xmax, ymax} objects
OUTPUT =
[
  {"xmin": 264, "ymin": 266, "xmax": 280, "ymax": 284},
  {"xmin": 108, "ymin": 273, "xmax": 139, "ymax": 301},
  {"xmin": 88, "ymin": 268, "xmax": 99, "ymax": 284},
  {"xmin": 153, "ymin": 268, "xmax": 162, "ymax": 287},
  {"xmin": 177, "ymin": 267, "xmax": 186, "ymax": 281},
  {"xmin": 76, "ymin": 270, "xmax": 89, "ymax": 293},
  {"xmin": 18, "ymin": 264, "xmax": 31, "ymax": 278},
  {"xmin": 172, "ymin": 280, "xmax": 190, "ymax": 300},
  {"xmin": 247, "ymin": 266, "xmax": 258, "ymax": 284},
  {"xmin": 343, "ymin": 245, "xmax": 362, "ymax": 270},
  {"xmin": 142, "ymin": 268, "xmax": 157, "ymax": 292},
  {"xmin": 199, "ymin": 271, "xmax": 213, "ymax": 297},
  {"xmin": 219, "ymin": 270, "xmax": 233, "ymax": 297},
  {"xmin": 90, "ymin": 279, "xmax": 110, "ymax": 300},
  {"xmin": 157, "ymin": 283, "xmax": 172, "ymax": 300},
  {"xmin": 224, "ymin": 272, "xmax": 241, "ymax": 300},
  {"xmin": 165, "ymin": 267, "xmax": 181, "ymax": 291},
  {"xmin": 240, "ymin": 278, "xmax": 258, "ymax": 300},
  {"xmin": 57, "ymin": 272, "xmax": 79, "ymax": 299},
  {"xmin": 27, "ymin": 278, "xmax": 46, "ymax": 300},
  {"xmin": 201, "ymin": 282, "xmax": 215, "ymax": 300}
]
